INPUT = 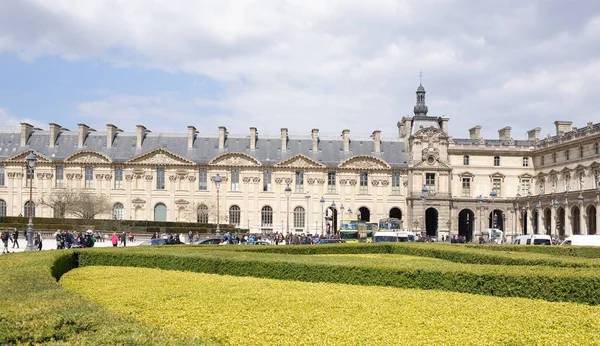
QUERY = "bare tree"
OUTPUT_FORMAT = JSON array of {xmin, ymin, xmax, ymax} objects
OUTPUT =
[
  {"xmin": 39, "ymin": 188, "xmax": 112, "ymax": 219},
  {"xmin": 39, "ymin": 189, "xmax": 78, "ymax": 218}
]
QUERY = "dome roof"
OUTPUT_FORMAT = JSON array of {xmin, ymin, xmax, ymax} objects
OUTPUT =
[{"xmin": 417, "ymin": 84, "xmax": 425, "ymax": 92}]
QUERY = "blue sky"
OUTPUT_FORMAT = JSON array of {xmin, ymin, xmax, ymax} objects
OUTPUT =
[{"xmin": 0, "ymin": 1, "xmax": 599, "ymax": 139}]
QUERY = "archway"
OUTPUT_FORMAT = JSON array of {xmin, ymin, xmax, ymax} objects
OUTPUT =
[
  {"xmin": 557, "ymin": 207, "xmax": 565, "ymax": 237},
  {"xmin": 587, "ymin": 205, "xmax": 597, "ymax": 235},
  {"xmin": 154, "ymin": 203, "xmax": 167, "ymax": 222},
  {"xmin": 458, "ymin": 209, "xmax": 475, "ymax": 242},
  {"xmin": 532, "ymin": 209, "xmax": 539, "ymax": 234},
  {"xmin": 522, "ymin": 210, "xmax": 528, "ymax": 235},
  {"xmin": 543, "ymin": 208, "xmax": 552, "ymax": 235},
  {"xmin": 488, "ymin": 209, "xmax": 504, "ymax": 230},
  {"xmin": 389, "ymin": 207, "xmax": 402, "ymax": 220},
  {"xmin": 425, "ymin": 208, "xmax": 438, "ymax": 238},
  {"xmin": 358, "ymin": 207, "xmax": 370, "ymax": 222},
  {"xmin": 326, "ymin": 207, "xmax": 338, "ymax": 235},
  {"xmin": 572, "ymin": 206, "xmax": 581, "ymax": 235}
]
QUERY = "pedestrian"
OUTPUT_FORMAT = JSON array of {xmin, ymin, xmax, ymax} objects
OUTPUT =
[
  {"xmin": 1, "ymin": 230, "xmax": 10, "ymax": 253},
  {"xmin": 111, "ymin": 233, "xmax": 118, "ymax": 247},
  {"xmin": 35, "ymin": 232, "xmax": 42, "ymax": 251},
  {"xmin": 120, "ymin": 232, "xmax": 127, "ymax": 246},
  {"xmin": 11, "ymin": 229, "xmax": 19, "ymax": 249}
]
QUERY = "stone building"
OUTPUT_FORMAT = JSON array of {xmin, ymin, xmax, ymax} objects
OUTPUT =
[{"xmin": 0, "ymin": 84, "xmax": 598, "ymax": 241}]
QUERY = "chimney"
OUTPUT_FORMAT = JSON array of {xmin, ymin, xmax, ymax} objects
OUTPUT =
[
  {"xmin": 218, "ymin": 126, "xmax": 227, "ymax": 150},
  {"xmin": 527, "ymin": 127, "xmax": 541, "ymax": 141},
  {"xmin": 77, "ymin": 123, "xmax": 90, "ymax": 148},
  {"xmin": 20, "ymin": 123, "xmax": 34, "ymax": 147},
  {"xmin": 281, "ymin": 128, "xmax": 288, "ymax": 152},
  {"xmin": 440, "ymin": 117, "xmax": 449, "ymax": 134},
  {"xmin": 342, "ymin": 129, "xmax": 350, "ymax": 153},
  {"xmin": 247, "ymin": 127, "xmax": 256, "ymax": 151},
  {"xmin": 469, "ymin": 125, "xmax": 481, "ymax": 139},
  {"xmin": 136, "ymin": 125, "xmax": 148, "ymax": 149},
  {"xmin": 106, "ymin": 124, "xmax": 120, "ymax": 149},
  {"xmin": 48, "ymin": 123, "xmax": 62, "ymax": 148},
  {"xmin": 498, "ymin": 126, "xmax": 512, "ymax": 140},
  {"xmin": 555, "ymin": 121, "xmax": 572, "ymax": 136},
  {"xmin": 372, "ymin": 130, "xmax": 381, "ymax": 153},
  {"xmin": 187, "ymin": 126, "xmax": 197, "ymax": 150},
  {"xmin": 311, "ymin": 128, "xmax": 319, "ymax": 152},
  {"xmin": 398, "ymin": 116, "xmax": 412, "ymax": 139}
]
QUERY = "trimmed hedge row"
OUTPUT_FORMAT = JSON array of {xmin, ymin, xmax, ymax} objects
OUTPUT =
[
  {"xmin": 466, "ymin": 244, "xmax": 600, "ymax": 258},
  {"xmin": 62, "ymin": 249, "xmax": 600, "ymax": 305}
]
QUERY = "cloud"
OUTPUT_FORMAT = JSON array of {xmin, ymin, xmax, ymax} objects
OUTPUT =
[
  {"xmin": 1, "ymin": 0, "xmax": 600, "ymax": 139},
  {"xmin": 0, "ymin": 107, "xmax": 41, "ymax": 129}
]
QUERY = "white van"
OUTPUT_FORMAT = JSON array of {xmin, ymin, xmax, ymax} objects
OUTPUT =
[
  {"xmin": 560, "ymin": 235, "xmax": 600, "ymax": 246},
  {"xmin": 514, "ymin": 234, "xmax": 552, "ymax": 245},
  {"xmin": 373, "ymin": 231, "xmax": 414, "ymax": 243}
]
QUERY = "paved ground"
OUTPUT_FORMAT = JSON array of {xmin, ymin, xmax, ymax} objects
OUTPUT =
[{"xmin": 3, "ymin": 236, "xmax": 143, "ymax": 254}]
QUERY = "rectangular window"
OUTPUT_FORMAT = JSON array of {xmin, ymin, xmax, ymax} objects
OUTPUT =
[
  {"xmin": 553, "ymin": 152, "xmax": 557, "ymax": 163},
  {"xmin": 463, "ymin": 155, "xmax": 469, "ymax": 165},
  {"xmin": 295, "ymin": 171, "xmax": 304, "ymax": 192},
  {"xmin": 231, "ymin": 169, "xmax": 240, "ymax": 191},
  {"xmin": 462, "ymin": 177, "xmax": 471, "ymax": 197},
  {"xmin": 114, "ymin": 167, "xmax": 123, "ymax": 189},
  {"xmin": 263, "ymin": 170, "xmax": 272, "ymax": 192},
  {"xmin": 327, "ymin": 172, "xmax": 336, "ymax": 193},
  {"xmin": 55, "ymin": 166, "xmax": 64, "ymax": 188},
  {"xmin": 199, "ymin": 169, "xmax": 207, "ymax": 191},
  {"xmin": 359, "ymin": 172, "xmax": 368, "ymax": 194},
  {"xmin": 156, "ymin": 167, "xmax": 165, "ymax": 190},
  {"xmin": 84, "ymin": 167, "xmax": 93, "ymax": 188},
  {"xmin": 565, "ymin": 149, "xmax": 570, "ymax": 161},
  {"xmin": 596, "ymin": 142, "xmax": 599, "ymax": 155},
  {"xmin": 0, "ymin": 165, "xmax": 4, "ymax": 186},
  {"xmin": 521, "ymin": 179, "xmax": 531, "ymax": 195},
  {"xmin": 493, "ymin": 178, "xmax": 502, "ymax": 197},
  {"xmin": 493, "ymin": 156, "xmax": 500, "ymax": 167},
  {"xmin": 523, "ymin": 157, "xmax": 529, "ymax": 167},
  {"xmin": 425, "ymin": 173, "xmax": 435, "ymax": 194},
  {"xmin": 391, "ymin": 173, "xmax": 400, "ymax": 195},
  {"xmin": 580, "ymin": 146, "xmax": 584, "ymax": 158},
  {"xmin": 541, "ymin": 155, "xmax": 545, "ymax": 166}
]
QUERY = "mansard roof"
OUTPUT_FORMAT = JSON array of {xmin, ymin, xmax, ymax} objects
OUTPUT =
[{"xmin": 0, "ymin": 129, "xmax": 409, "ymax": 168}]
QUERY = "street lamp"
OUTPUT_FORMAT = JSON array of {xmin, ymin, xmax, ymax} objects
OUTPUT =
[
  {"xmin": 214, "ymin": 174, "xmax": 222, "ymax": 236},
  {"xmin": 285, "ymin": 184, "xmax": 292, "ymax": 234},
  {"xmin": 305, "ymin": 192, "xmax": 310, "ymax": 234},
  {"xmin": 347, "ymin": 207, "xmax": 352, "ymax": 218},
  {"xmin": 319, "ymin": 196, "xmax": 325, "ymax": 235},
  {"xmin": 24, "ymin": 152, "xmax": 37, "ymax": 252}
]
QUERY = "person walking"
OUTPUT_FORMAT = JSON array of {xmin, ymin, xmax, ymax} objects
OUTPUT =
[
  {"xmin": 35, "ymin": 232, "xmax": 42, "ymax": 251},
  {"xmin": 1, "ymin": 230, "xmax": 10, "ymax": 253},
  {"xmin": 11, "ymin": 229, "xmax": 19, "ymax": 249},
  {"xmin": 120, "ymin": 232, "xmax": 127, "ymax": 247},
  {"xmin": 111, "ymin": 233, "xmax": 119, "ymax": 247}
]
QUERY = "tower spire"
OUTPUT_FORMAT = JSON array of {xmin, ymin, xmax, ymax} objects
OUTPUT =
[{"xmin": 413, "ymin": 75, "xmax": 428, "ymax": 116}]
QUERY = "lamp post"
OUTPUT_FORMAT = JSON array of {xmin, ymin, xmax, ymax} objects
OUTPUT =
[
  {"xmin": 214, "ymin": 174, "xmax": 222, "ymax": 236},
  {"xmin": 320, "ymin": 196, "xmax": 325, "ymax": 235},
  {"xmin": 305, "ymin": 192, "xmax": 310, "ymax": 234},
  {"xmin": 285, "ymin": 184, "xmax": 292, "ymax": 234},
  {"xmin": 24, "ymin": 152, "xmax": 37, "ymax": 252},
  {"xmin": 347, "ymin": 207, "xmax": 352, "ymax": 218}
]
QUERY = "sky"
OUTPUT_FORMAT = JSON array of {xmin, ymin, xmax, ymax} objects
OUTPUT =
[{"xmin": 0, "ymin": 0, "xmax": 599, "ymax": 140}]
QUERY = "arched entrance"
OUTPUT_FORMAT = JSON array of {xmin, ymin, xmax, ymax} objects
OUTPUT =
[
  {"xmin": 458, "ymin": 209, "xmax": 475, "ymax": 242},
  {"xmin": 358, "ymin": 207, "xmax": 370, "ymax": 222},
  {"xmin": 154, "ymin": 203, "xmax": 167, "ymax": 222},
  {"xmin": 587, "ymin": 205, "xmax": 597, "ymax": 235},
  {"xmin": 522, "ymin": 210, "xmax": 528, "ymax": 235},
  {"xmin": 488, "ymin": 209, "xmax": 504, "ymax": 230},
  {"xmin": 557, "ymin": 207, "xmax": 565, "ymax": 237},
  {"xmin": 572, "ymin": 206, "xmax": 581, "ymax": 235},
  {"xmin": 389, "ymin": 207, "xmax": 402, "ymax": 220},
  {"xmin": 326, "ymin": 207, "xmax": 338, "ymax": 235},
  {"xmin": 543, "ymin": 208, "xmax": 551, "ymax": 235},
  {"xmin": 425, "ymin": 208, "xmax": 438, "ymax": 238}
]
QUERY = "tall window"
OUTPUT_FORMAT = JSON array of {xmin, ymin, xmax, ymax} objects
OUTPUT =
[
  {"xmin": 391, "ymin": 173, "xmax": 400, "ymax": 194},
  {"xmin": 425, "ymin": 173, "xmax": 435, "ymax": 194},
  {"xmin": 0, "ymin": 200, "xmax": 6, "ymax": 216},
  {"xmin": 565, "ymin": 149, "xmax": 570, "ymax": 161},
  {"xmin": 553, "ymin": 152, "xmax": 557, "ymax": 163},
  {"xmin": 520, "ymin": 179, "xmax": 531, "ymax": 195},
  {"xmin": 294, "ymin": 206, "xmax": 305, "ymax": 229},
  {"xmin": 156, "ymin": 167, "xmax": 165, "ymax": 190},
  {"xmin": 261, "ymin": 206, "xmax": 273, "ymax": 228},
  {"xmin": 24, "ymin": 201, "xmax": 35, "ymax": 217},
  {"xmin": 541, "ymin": 155, "xmax": 545, "ymax": 166},
  {"xmin": 0, "ymin": 165, "xmax": 4, "ymax": 186},
  {"xmin": 493, "ymin": 156, "xmax": 500, "ymax": 167},
  {"xmin": 359, "ymin": 172, "xmax": 368, "ymax": 194},
  {"xmin": 580, "ymin": 146, "xmax": 584, "ymax": 158},
  {"xmin": 84, "ymin": 167, "xmax": 93, "ymax": 188},
  {"xmin": 263, "ymin": 170, "xmax": 272, "ymax": 192},
  {"xmin": 463, "ymin": 155, "xmax": 470, "ymax": 165},
  {"xmin": 231, "ymin": 169, "xmax": 240, "ymax": 191},
  {"xmin": 327, "ymin": 172, "xmax": 336, "ymax": 193},
  {"xmin": 52, "ymin": 166, "xmax": 63, "ymax": 188},
  {"xmin": 492, "ymin": 178, "xmax": 502, "ymax": 197},
  {"xmin": 199, "ymin": 169, "xmax": 207, "ymax": 191},
  {"xmin": 295, "ymin": 171, "xmax": 304, "ymax": 192},
  {"xmin": 462, "ymin": 178, "xmax": 471, "ymax": 197},
  {"xmin": 113, "ymin": 203, "xmax": 124, "ymax": 220},
  {"xmin": 596, "ymin": 142, "xmax": 599, "ymax": 155},
  {"xmin": 114, "ymin": 167, "xmax": 123, "ymax": 189},
  {"xmin": 197, "ymin": 204, "xmax": 209, "ymax": 223},
  {"xmin": 229, "ymin": 205, "xmax": 241, "ymax": 226},
  {"xmin": 522, "ymin": 157, "xmax": 529, "ymax": 167}
]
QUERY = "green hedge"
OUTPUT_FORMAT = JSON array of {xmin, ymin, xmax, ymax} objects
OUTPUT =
[{"xmin": 466, "ymin": 244, "xmax": 600, "ymax": 258}]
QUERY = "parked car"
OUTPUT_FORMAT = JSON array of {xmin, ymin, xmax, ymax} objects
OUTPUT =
[
  {"xmin": 245, "ymin": 240, "xmax": 271, "ymax": 245},
  {"xmin": 317, "ymin": 239, "xmax": 346, "ymax": 244},
  {"xmin": 195, "ymin": 238, "xmax": 222, "ymax": 245},
  {"xmin": 139, "ymin": 238, "xmax": 168, "ymax": 246}
]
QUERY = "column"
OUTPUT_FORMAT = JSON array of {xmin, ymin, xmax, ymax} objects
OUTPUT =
[
  {"xmin": 537, "ymin": 210, "xmax": 543, "ymax": 235},
  {"xmin": 550, "ymin": 207, "xmax": 556, "ymax": 237},
  {"xmin": 526, "ymin": 210, "xmax": 533, "ymax": 234},
  {"xmin": 580, "ymin": 204, "xmax": 587, "ymax": 235},
  {"xmin": 596, "ymin": 203, "xmax": 600, "ymax": 235},
  {"xmin": 565, "ymin": 205, "xmax": 572, "ymax": 236}
]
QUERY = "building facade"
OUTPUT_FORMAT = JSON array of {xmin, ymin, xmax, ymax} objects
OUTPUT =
[{"xmin": 0, "ymin": 84, "xmax": 598, "ymax": 241}]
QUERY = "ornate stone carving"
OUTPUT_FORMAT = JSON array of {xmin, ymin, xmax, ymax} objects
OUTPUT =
[
  {"xmin": 307, "ymin": 178, "xmax": 315, "ymax": 185},
  {"xmin": 125, "ymin": 174, "xmax": 134, "ymax": 181},
  {"xmin": 175, "ymin": 199, "xmax": 189, "ymax": 205},
  {"xmin": 349, "ymin": 179, "xmax": 357, "ymax": 185},
  {"xmin": 36, "ymin": 173, "xmax": 44, "ymax": 179},
  {"xmin": 131, "ymin": 198, "xmax": 146, "ymax": 205},
  {"xmin": 210, "ymin": 154, "xmax": 260, "ymax": 167},
  {"xmin": 66, "ymin": 152, "xmax": 111, "ymax": 164},
  {"xmin": 276, "ymin": 155, "xmax": 324, "ymax": 168},
  {"xmin": 169, "ymin": 175, "xmax": 177, "ymax": 182},
  {"xmin": 187, "ymin": 176, "xmax": 196, "ymax": 182},
  {"xmin": 274, "ymin": 178, "xmax": 283, "ymax": 184},
  {"xmin": 403, "ymin": 181, "xmax": 408, "ymax": 187},
  {"xmin": 131, "ymin": 152, "xmax": 191, "ymax": 165},
  {"xmin": 252, "ymin": 177, "xmax": 260, "ymax": 183},
  {"xmin": 16, "ymin": 173, "xmax": 23, "ymax": 178},
  {"xmin": 66, "ymin": 173, "xmax": 74, "ymax": 180},
  {"xmin": 145, "ymin": 175, "xmax": 153, "ymax": 181},
  {"xmin": 316, "ymin": 179, "xmax": 325, "ymax": 185},
  {"xmin": 74, "ymin": 174, "xmax": 83, "ymax": 180},
  {"xmin": 210, "ymin": 176, "xmax": 228, "ymax": 182},
  {"xmin": 371, "ymin": 180, "xmax": 380, "ymax": 186},
  {"xmin": 381, "ymin": 180, "xmax": 390, "ymax": 186},
  {"xmin": 284, "ymin": 178, "xmax": 293, "ymax": 184},
  {"xmin": 7, "ymin": 172, "xmax": 15, "ymax": 178},
  {"xmin": 242, "ymin": 177, "xmax": 252, "ymax": 183},
  {"xmin": 339, "ymin": 179, "xmax": 347, "ymax": 185},
  {"xmin": 95, "ymin": 174, "xmax": 103, "ymax": 180},
  {"xmin": 104, "ymin": 174, "xmax": 112, "ymax": 180}
]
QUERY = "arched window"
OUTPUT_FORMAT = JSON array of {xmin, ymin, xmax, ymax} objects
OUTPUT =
[
  {"xmin": 294, "ymin": 206, "xmax": 305, "ymax": 228},
  {"xmin": 493, "ymin": 156, "xmax": 500, "ymax": 167},
  {"xmin": 261, "ymin": 206, "xmax": 273, "ymax": 228},
  {"xmin": 113, "ymin": 203, "xmax": 124, "ymax": 220},
  {"xmin": 24, "ymin": 201, "xmax": 35, "ymax": 218},
  {"xmin": 229, "ymin": 205, "xmax": 241, "ymax": 226},
  {"xmin": 0, "ymin": 199, "xmax": 6, "ymax": 217},
  {"xmin": 197, "ymin": 204, "xmax": 209, "ymax": 223},
  {"xmin": 154, "ymin": 203, "xmax": 167, "ymax": 222}
]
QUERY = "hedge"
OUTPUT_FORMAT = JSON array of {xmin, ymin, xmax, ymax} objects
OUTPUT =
[{"xmin": 466, "ymin": 244, "xmax": 600, "ymax": 258}]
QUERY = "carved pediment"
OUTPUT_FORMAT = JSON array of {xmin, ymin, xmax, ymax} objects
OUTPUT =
[
  {"xmin": 339, "ymin": 155, "xmax": 390, "ymax": 170},
  {"xmin": 412, "ymin": 127, "xmax": 449, "ymax": 141},
  {"xmin": 7, "ymin": 150, "xmax": 52, "ymax": 163},
  {"xmin": 209, "ymin": 152, "xmax": 261, "ymax": 167},
  {"xmin": 457, "ymin": 171, "xmax": 475, "ymax": 178},
  {"xmin": 275, "ymin": 154, "xmax": 325, "ymax": 169},
  {"xmin": 489, "ymin": 172, "xmax": 506, "ymax": 182},
  {"xmin": 127, "ymin": 148, "xmax": 194, "ymax": 166},
  {"xmin": 64, "ymin": 151, "xmax": 112, "ymax": 164},
  {"xmin": 131, "ymin": 198, "xmax": 146, "ymax": 204},
  {"xmin": 175, "ymin": 199, "xmax": 189, "ymax": 205},
  {"xmin": 518, "ymin": 173, "xmax": 534, "ymax": 179}
]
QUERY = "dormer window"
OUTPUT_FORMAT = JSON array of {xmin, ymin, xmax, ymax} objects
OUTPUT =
[
  {"xmin": 493, "ymin": 156, "xmax": 500, "ymax": 167},
  {"xmin": 463, "ymin": 155, "xmax": 470, "ymax": 165},
  {"xmin": 523, "ymin": 157, "xmax": 529, "ymax": 167}
]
